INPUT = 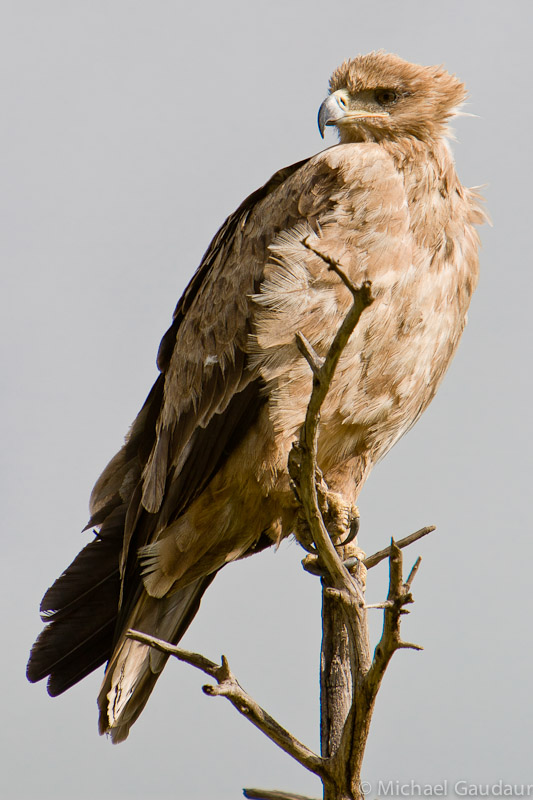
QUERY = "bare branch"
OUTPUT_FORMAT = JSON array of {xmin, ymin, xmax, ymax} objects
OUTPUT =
[
  {"xmin": 405, "ymin": 556, "xmax": 422, "ymax": 589},
  {"xmin": 126, "ymin": 630, "xmax": 220, "ymax": 675},
  {"xmin": 303, "ymin": 524, "xmax": 433, "ymax": 578},
  {"xmin": 365, "ymin": 540, "xmax": 422, "ymax": 686},
  {"xmin": 126, "ymin": 630, "xmax": 328, "ymax": 781},
  {"xmin": 364, "ymin": 525, "xmax": 436, "ymax": 569},
  {"xmin": 317, "ymin": 536, "xmax": 425, "ymax": 799},
  {"xmin": 273, "ymin": 245, "xmax": 430, "ymax": 798},
  {"xmin": 295, "ymin": 331, "xmax": 324, "ymax": 375},
  {"xmin": 302, "ymin": 238, "xmax": 361, "ymax": 298},
  {"xmin": 398, "ymin": 641, "xmax": 424, "ymax": 652},
  {"xmin": 291, "ymin": 256, "xmax": 374, "ymax": 592},
  {"xmin": 243, "ymin": 790, "xmax": 320, "ymax": 800}
]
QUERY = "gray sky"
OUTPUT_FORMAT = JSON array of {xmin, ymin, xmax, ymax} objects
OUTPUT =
[{"xmin": 2, "ymin": 2, "xmax": 532, "ymax": 799}]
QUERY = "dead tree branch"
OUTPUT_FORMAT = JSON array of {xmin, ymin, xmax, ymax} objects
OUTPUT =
[
  {"xmin": 289, "ymin": 258, "xmax": 374, "ymax": 594},
  {"xmin": 287, "ymin": 248, "xmax": 434, "ymax": 799},
  {"xmin": 363, "ymin": 526, "xmax": 435, "ymax": 569},
  {"xmin": 125, "ymin": 630, "xmax": 328, "ymax": 781},
  {"xmin": 243, "ymin": 791, "xmax": 320, "ymax": 800},
  {"xmin": 242, "ymin": 789, "xmax": 316, "ymax": 800},
  {"xmin": 302, "ymin": 525, "xmax": 435, "ymax": 577}
]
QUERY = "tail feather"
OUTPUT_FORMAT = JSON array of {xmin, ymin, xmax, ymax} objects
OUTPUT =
[
  {"xmin": 26, "ymin": 510, "xmax": 124, "ymax": 693},
  {"xmin": 27, "ymin": 493, "xmax": 217, "ymax": 740},
  {"xmin": 98, "ymin": 574, "xmax": 215, "ymax": 743}
]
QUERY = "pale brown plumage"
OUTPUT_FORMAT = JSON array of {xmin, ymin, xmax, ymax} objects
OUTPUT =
[{"xmin": 27, "ymin": 51, "xmax": 486, "ymax": 742}]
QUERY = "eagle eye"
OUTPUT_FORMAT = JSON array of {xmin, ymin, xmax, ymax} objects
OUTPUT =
[{"xmin": 375, "ymin": 88, "xmax": 399, "ymax": 106}]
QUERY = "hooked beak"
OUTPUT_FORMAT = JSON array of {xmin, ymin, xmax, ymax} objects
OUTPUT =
[{"xmin": 318, "ymin": 91, "xmax": 389, "ymax": 138}]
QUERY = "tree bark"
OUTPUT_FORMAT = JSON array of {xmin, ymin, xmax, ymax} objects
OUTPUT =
[{"xmin": 320, "ymin": 581, "xmax": 352, "ymax": 760}]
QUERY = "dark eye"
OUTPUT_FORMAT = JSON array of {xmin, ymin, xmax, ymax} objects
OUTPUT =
[{"xmin": 375, "ymin": 89, "xmax": 399, "ymax": 106}]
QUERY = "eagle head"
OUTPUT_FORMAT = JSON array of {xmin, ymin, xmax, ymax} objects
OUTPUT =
[{"xmin": 319, "ymin": 51, "xmax": 467, "ymax": 143}]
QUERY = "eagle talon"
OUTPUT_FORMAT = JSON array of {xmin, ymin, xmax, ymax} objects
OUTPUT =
[
  {"xmin": 302, "ymin": 552, "xmax": 365, "ymax": 578},
  {"xmin": 342, "ymin": 555, "xmax": 360, "ymax": 570},
  {"xmin": 321, "ymin": 490, "xmax": 360, "ymax": 546},
  {"xmin": 335, "ymin": 515, "xmax": 360, "ymax": 547},
  {"xmin": 298, "ymin": 536, "xmax": 319, "ymax": 554}
]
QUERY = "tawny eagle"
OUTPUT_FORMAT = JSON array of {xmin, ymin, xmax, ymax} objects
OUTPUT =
[{"xmin": 27, "ymin": 51, "xmax": 485, "ymax": 742}]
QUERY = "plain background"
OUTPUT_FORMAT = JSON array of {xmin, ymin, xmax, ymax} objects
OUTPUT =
[{"xmin": 2, "ymin": 2, "xmax": 531, "ymax": 798}]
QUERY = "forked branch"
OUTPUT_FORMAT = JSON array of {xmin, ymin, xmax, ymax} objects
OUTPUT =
[
  {"xmin": 125, "ymin": 630, "xmax": 328, "ymax": 781},
  {"xmin": 289, "ymin": 255, "xmax": 374, "ymax": 595},
  {"xmin": 287, "ymin": 246, "xmax": 434, "ymax": 799}
]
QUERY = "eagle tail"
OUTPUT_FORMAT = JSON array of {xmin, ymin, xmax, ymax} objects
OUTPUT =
[
  {"xmin": 26, "ymin": 509, "xmax": 125, "ymax": 696},
  {"xmin": 98, "ymin": 574, "xmax": 214, "ymax": 743}
]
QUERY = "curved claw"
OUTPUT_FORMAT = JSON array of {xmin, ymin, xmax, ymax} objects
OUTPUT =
[
  {"xmin": 335, "ymin": 515, "xmax": 360, "ymax": 547},
  {"xmin": 298, "ymin": 537, "xmax": 318, "ymax": 554}
]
